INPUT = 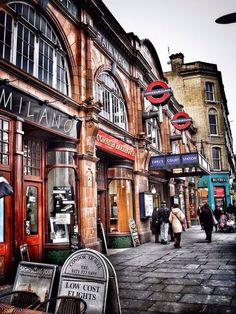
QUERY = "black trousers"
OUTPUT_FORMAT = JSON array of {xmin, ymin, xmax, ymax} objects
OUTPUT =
[
  {"xmin": 205, "ymin": 229, "xmax": 212, "ymax": 242},
  {"xmin": 174, "ymin": 232, "xmax": 181, "ymax": 247}
]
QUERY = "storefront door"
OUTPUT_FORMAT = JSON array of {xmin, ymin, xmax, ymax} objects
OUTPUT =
[{"xmin": 23, "ymin": 181, "xmax": 43, "ymax": 261}]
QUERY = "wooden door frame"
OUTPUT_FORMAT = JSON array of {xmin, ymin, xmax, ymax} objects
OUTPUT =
[{"xmin": 22, "ymin": 180, "xmax": 43, "ymax": 261}]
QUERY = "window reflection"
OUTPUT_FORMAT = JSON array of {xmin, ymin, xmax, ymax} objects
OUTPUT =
[{"xmin": 25, "ymin": 186, "xmax": 38, "ymax": 235}]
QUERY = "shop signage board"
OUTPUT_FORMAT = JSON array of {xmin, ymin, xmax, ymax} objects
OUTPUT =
[
  {"xmin": 13, "ymin": 262, "xmax": 58, "ymax": 312},
  {"xmin": 0, "ymin": 81, "xmax": 80, "ymax": 139},
  {"xmin": 144, "ymin": 81, "xmax": 172, "ymax": 105},
  {"xmin": 96, "ymin": 130, "xmax": 136, "ymax": 161},
  {"xmin": 171, "ymin": 111, "xmax": 192, "ymax": 130},
  {"xmin": 128, "ymin": 218, "xmax": 140, "ymax": 247},
  {"xmin": 59, "ymin": 249, "xmax": 109, "ymax": 314},
  {"xmin": 149, "ymin": 152, "xmax": 210, "ymax": 175},
  {"xmin": 150, "ymin": 152, "xmax": 200, "ymax": 169},
  {"xmin": 139, "ymin": 192, "xmax": 153, "ymax": 218},
  {"xmin": 97, "ymin": 221, "xmax": 108, "ymax": 255}
]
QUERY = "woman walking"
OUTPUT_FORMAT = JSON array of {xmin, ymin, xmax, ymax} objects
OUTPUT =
[{"xmin": 169, "ymin": 204, "xmax": 186, "ymax": 248}]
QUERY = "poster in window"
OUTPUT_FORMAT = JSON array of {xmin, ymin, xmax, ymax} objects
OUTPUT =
[
  {"xmin": 50, "ymin": 217, "xmax": 69, "ymax": 243},
  {"xmin": 53, "ymin": 186, "xmax": 75, "ymax": 213}
]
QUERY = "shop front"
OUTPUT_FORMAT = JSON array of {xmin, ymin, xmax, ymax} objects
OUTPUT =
[
  {"xmin": 96, "ymin": 130, "xmax": 136, "ymax": 248},
  {"xmin": 198, "ymin": 173, "xmax": 230, "ymax": 211},
  {"xmin": 0, "ymin": 80, "xmax": 81, "ymax": 280}
]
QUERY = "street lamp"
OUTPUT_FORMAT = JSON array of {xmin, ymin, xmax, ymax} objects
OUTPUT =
[{"xmin": 215, "ymin": 12, "xmax": 236, "ymax": 24}]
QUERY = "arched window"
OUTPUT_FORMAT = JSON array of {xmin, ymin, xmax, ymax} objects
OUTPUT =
[
  {"xmin": 95, "ymin": 73, "xmax": 128, "ymax": 130},
  {"xmin": 212, "ymin": 147, "xmax": 221, "ymax": 170},
  {"xmin": 0, "ymin": 2, "xmax": 70, "ymax": 95},
  {"xmin": 208, "ymin": 108, "xmax": 218, "ymax": 135}
]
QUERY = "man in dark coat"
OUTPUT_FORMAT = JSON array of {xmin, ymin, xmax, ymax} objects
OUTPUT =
[
  {"xmin": 157, "ymin": 200, "xmax": 170, "ymax": 244},
  {"xmin": 151, "ymin": 207, "xmax": 160, "ymax": 243},
  {"xmin": 199, "ymin": 203, "xmax": 214, "ymax": 242}
]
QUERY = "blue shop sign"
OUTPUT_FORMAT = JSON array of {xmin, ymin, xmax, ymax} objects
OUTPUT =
[{"xmin": 149, "ymin": 152, "xmax": 210, "ymax": 176}]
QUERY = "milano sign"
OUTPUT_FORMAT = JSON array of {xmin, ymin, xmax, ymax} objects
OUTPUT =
[{"xmin": 0, "ymin": 82, "xmax": 80, "ymax": 139}]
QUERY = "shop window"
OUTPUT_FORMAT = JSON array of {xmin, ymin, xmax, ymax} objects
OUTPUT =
[
  {"xmin": 23, "ymin": 139, "xmax": 41, "ymax": 177},
  {"xmin": 205, "ymin": 82, "xmax": 215, "ymax": 102},
  {"xmin": 47, "ymin": 145, "xmax": 77, "ymax": 244},
  {"xmin": 212, "ymin": 147, "xmax": 221, "ymax": 171},
  {"xmin": 0, "ymin": 3, "xmax": 70, "ymax": 95},
  {"xmin": 0, "ymin": 118, "xmax": 9, "ymax": 165},
  {"xmin": 108, "ymin": 179, "xmax": 133, "ymax": 233},
  {"xmin": 95, "ymin": 72, "xmax": 128, "ymax": 130},
  {"xmin": 208, "ymin": 108, "xmax": 218, "ymax": 135}
]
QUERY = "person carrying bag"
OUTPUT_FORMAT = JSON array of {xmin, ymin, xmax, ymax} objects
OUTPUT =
[{"xmin": 169, "ymin": 204, "xmax": 186, "ymax": 248}]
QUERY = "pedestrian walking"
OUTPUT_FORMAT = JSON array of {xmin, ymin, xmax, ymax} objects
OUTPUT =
[
  {"xmin": 199, "ymin": 203, "xmax": 214, "ymax": 242},
  {"xmin": 151, "ymin": 207, "xmax": 160, "ymax": 243},
  {"xmin": 157, "ymin": 200, "xmax": 170, "ymax": 244},
  {"xmin": 169, "ymin": 204, "xmax": 186, "ymax": 248}
]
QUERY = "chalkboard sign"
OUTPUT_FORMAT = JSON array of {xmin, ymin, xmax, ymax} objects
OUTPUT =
[
  {"xmin": 19, "ymin": 244, "xmax": 30, "ymax": 261},
  {"xmin": 13, "ymin": 262, "xmax": 58, "ymax": 312},
  {"xmin": 98, "ymin": 222, "xmax": 108, "ymax": 255},
  {"xmin": 128, "ymin": 218, "xmax": 140, "ymax": 247},
  {"xmin": 69, "ymin": 231, "xmax": 84, "ymax": 253}
]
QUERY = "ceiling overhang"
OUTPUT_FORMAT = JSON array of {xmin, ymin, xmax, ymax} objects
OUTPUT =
[{"xmin": 149, "ymin": 152, "xmax": 210, "ymax": 178}]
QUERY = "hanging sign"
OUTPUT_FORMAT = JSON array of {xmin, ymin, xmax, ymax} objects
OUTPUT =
[
  {"xmin": 171, "ymin": 111, "xmax": 192, "ymax": 130},
  {"xmin": 144, "ymin": 81, "xmax": 172, "ymax": 105}
]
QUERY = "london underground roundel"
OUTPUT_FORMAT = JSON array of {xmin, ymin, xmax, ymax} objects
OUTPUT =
[
  {"xmin": 171, "ymin": 112, "xmax": 192, "ymax": 130},
  {"xmin": 144, "ymin": 81, "xmax": 171, "ymax": 105}
]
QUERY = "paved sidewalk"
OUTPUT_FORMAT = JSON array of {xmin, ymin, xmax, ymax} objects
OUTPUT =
[{"xmin": 108, "ymin": 225, "xmax": 236, "ymax": 313}]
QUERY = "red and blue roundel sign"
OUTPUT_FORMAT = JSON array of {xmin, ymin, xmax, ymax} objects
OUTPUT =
[
  {"xmin": 144, "ymin": 81, "xmax": 172, "ymax": 105},
  {"xmin": 171, "ymin": 112, "xmax": 192, "ymax": 130}
]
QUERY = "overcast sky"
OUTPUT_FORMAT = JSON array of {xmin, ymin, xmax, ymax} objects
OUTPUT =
[{"xmin": 103, "ymin": 0, "xmax": 236, "ymax": 151}]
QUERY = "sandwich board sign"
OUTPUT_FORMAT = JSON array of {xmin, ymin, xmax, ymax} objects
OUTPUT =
[
  {"xmin": 59, "ymin": 249, "xmax": 109, "ymax": 313},
  {"xmin": 13, "ymin": 262, "xmax": 58, "ymax": 312}
]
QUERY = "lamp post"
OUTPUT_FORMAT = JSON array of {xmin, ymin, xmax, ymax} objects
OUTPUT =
[{"xmin": 215, "ymin": 12, "xmax": 236, "ymax": 24}]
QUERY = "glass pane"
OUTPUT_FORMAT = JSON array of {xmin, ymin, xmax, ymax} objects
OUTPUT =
[
  {"xmin": 109, "ymin": 179, "xmax": 133, "ymax": 233},
  {"xmin": 25, "ymin": 186, "xmax": 38, "ymax": 235},
  {"xmin": 0, "ymin": 198, "xmax": 4, "ymax": 242},
  {"xmin": 47, "ymin": 151, "xmax": 75, "ymax": 165},
  {"xmin": 47, "ymin": 167, "xmax": 76, "ymax": 243}
]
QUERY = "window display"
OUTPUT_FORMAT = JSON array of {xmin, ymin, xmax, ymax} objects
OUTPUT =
[{"xmin": 47, "ymin": 145, "xmax": 77, "ymax": 244}]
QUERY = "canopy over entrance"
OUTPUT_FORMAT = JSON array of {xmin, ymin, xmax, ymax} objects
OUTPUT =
[{"xmin": 149, "ymin": 152, "xmax": 210, "ymax": 178}]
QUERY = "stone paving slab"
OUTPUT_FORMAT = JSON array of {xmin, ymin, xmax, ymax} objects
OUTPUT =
[{"xmin": 108, "ymin": 225, "xmax": 236, "ymax": 313}]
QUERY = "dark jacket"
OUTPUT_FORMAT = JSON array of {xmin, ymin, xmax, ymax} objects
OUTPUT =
[
  {"xmin": 157, "ymin": 205, "xmax": 170, "ymax": 224},
  {"xmin": 151, "ymin": 208, "xmax": 160, "ymax": 234},
  {"xmin": 199, "ymin": 204, "xmax": 214, "ymax": 231}
]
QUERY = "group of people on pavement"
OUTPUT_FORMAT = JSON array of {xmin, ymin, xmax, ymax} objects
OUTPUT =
[
  {"xmin": 152, "ymin": 200, "xmax": 236, "ymax": 249},
  {"xmin": 151, "ymin": 201, "xmax": 186, "ymax": 249}
]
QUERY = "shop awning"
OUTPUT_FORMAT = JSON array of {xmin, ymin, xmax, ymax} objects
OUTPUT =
[{"xmin": 149, "ymin": 152, "xmax": 210, "ymax": 178}]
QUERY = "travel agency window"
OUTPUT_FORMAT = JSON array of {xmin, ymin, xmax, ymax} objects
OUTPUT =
[
  {"xmin": 47, "ymin": 142, "xmax": 77, "ymax": 244},
  {"xmin": 0, "ymin": 2, "xmax": 70, "ymax": 95},
  {"xmin": 95, "ymin": 72, "xmax": 128, "ymax": 130}
]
